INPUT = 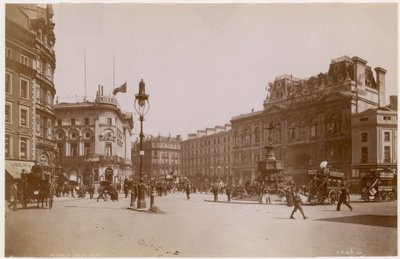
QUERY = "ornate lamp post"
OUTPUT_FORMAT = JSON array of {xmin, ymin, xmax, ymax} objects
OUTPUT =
[{"xmin": 134, "ymin": 79, "xmax": 150, "ymax": 209}]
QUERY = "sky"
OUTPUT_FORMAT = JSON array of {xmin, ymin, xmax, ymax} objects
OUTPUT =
[{"xmin": 52, "ymin": 3, "xmax": 398, "ymax": 140}]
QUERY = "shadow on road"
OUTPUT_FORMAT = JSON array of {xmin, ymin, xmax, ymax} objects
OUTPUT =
[{"xmin": 316, "ymin": 214, "xmax": 397, "ymax": 228}]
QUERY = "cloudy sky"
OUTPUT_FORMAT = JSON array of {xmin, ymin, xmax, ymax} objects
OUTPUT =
[{"xmin": 52, "ymin": 3, "xmax": 398, "ymax": 139}]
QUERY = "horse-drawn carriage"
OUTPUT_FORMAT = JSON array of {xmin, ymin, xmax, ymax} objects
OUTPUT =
[{"xmin": 20, "ymin": 171, "xmax": 53, "ymax": 209}]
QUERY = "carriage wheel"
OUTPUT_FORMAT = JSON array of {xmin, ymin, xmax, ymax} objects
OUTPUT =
[
  {"xmin": 329, "ymin": 191, "xmax": 337, "ymax": 204},
  {"xmin": 379, "ymin": 191, "xmax": 387, "ymax": 202}
]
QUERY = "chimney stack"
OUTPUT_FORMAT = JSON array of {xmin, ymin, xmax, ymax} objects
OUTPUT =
[
  {"xmin": 389, "ymin": 95, "xmax": 397, "ymax": 110},
  {"xmin": 374, "ymin": 67, "xmax": 387, "ymax": 107}
]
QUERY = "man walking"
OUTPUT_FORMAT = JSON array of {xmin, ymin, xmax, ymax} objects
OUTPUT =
[
  {"xmin": 9, "ymin": 181, "xmax": 18, "ymax": 211},
  {"xmin": 290, "ymin": 189, "xmax": 308, "ymax": 220},
  {"xmin": 337, "ymin": 185, "xmax": 352, "ymax": 211}
]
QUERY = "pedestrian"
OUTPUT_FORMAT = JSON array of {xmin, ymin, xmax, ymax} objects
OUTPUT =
[
  {"xmin": 226, "ymin": 184, "xmax": 232, "ymax": 202},
  {"xmin": 97, "ymin": 186, "xmax": 107, "ymax": 202},
  {"xmin": 212, "ymin": 184, "xmax": 219, "ymax": 202},
  {"xmin": 88, "ymin": 185, "xmax": 95, "ymax": 199},
  {"xmin": 337, "ymin": 185, "xmax": 352, "ymax": 211},
  {"xmin": 185, "ymin": 184, "xmax": 191, "ymax": 199},
  {"xmin": 290, "ymin": 189, "xmax": 308, "ymax": 220},
  {"xmin": 9, "ymin": 181, "xmax": 18, "ymax": 211},
  {"xmin": 265, "ymin": 189, "xmax": 271, "ymax": 204}
]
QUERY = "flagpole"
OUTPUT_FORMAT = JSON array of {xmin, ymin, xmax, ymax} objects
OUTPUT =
[
  {"xmin": 84, "ymin": 48, "xmax": 87, "ymax": 102},
  {"xmin": 113, "ymin": 54, "xmax": 115, "ymax": 91}
]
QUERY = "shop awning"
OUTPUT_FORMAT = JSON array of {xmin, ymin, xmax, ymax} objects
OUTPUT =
[{"xmin": 5, "ymin": 160, "xmax": 34, "ymax": 179}]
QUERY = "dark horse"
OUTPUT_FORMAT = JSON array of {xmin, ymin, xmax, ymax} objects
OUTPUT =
[{"xmin": 21, "ymin": 172, "xmax": 50, "ymax": 208}]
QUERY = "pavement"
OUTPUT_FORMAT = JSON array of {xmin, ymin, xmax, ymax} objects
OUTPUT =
[{"xmin": 4, "ymin": 192, "xmax": 397, "ymax": 257}]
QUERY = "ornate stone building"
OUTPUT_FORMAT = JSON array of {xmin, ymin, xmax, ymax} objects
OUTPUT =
[
  {"xmin": 5, "ymin": 4, "xmax": 57, "ymax": 190},
  {"xmin": 54, "ymin": 87, "xmax": 133, "ymax": 188},
  {"xmin": 231, "ymin": 56, "xmax": 390, "ymax": 185},
  {"xmin": 180, "ymin": 124, "xmax": 232, "ymax": 186},
  {"xmin": 132, "ymin": 135, "xmax": 181, "ymax": 181}
]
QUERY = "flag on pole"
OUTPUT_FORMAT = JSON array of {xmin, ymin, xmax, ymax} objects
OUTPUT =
[{"xmin": 113, "ymin": 81, "xmax": 127, "ymax": 95}]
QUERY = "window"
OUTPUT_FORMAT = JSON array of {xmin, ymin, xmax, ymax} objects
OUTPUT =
[
  {"xmin": 360, "ymin": 117, "xmax": 368, "ymax": 122},
  {"xmin": 6, "ymin": 48, "xmax": 11, "ymax": 59},
  {"xmin": 47, "ymin": 91, "xmax": 52, "ymax": 107},
  {"xmin": 20, "ymin": 106, "xmax": 29, "ymax": 127},
  {"xmin": 6, "ymin": 73, "xmax": 11, "ymax": 93},
  {"xmin": 244, "ymin": 129, "xmax": 250, "ymax": 145},
  {"xmin": 5, "ymin": 135, "xmax": 11, "ymax": 158},
  {"xmin": 84, "ymin": 143, "xmax": 91, "ymax": 156},
  {"xmin": 20, "ymin": 137, "xmax": 28, "ymax": 159},
  {"xmin": 107, "ymin": 118, "xmax": 112, "ymax": 125},
  {"xmin": 106, "ymin": 143, "xmax": 112, "ymax": 156},
  {"xmin": 85, "ymin": 118, "xmax": 89, "ymax": 125},
  {"xmin": 94, "ymin": 169, "xmax": 99, "ymax": 181},
  {"xmin": 384, "ymin": 146, "xmax": 391, "ymax": 163},
  {"xmin": 361, "ymin": 132, "xmax": 368, "ymax": 142},
  {"xmin": 57, "ymin": 119, "xmax": 61, "ymax": 126},
  {"xmin": 20, "ymin": 78, "xmax": 29, "ymax": 99},
  {"xmin": 20, "ymin": 54, "xmax": 29, "ymax": 66},
  {"xmin": 47, "ymin": 119, "xmax": 52, "ymax": 138},
  {"xmin": 310, "ymin": 124, "xmax": 317, "ymax": 137},
  {"xmin": 254, "ymin": 127, "xmax": 260, "ymax": 143},
  {"xmin": 384, "ymin": 132, "xmax": 390, "ymax": 142},
  {"xmin": 70, "ymin": 143, "xmax": 78, "ymax": 157},
  {"xmin": 5, "ymin": 103, "xmax": 11, "ymax": 124},
  {"xmin": 383, "ymin": 116, "xmax": 391, "ymax": 121},
  {"xmin": 361, "ymin": 147, "xmax": 368, "ymax": 163},
  {"xmin": 71, "ymin": 119, "xmax": 75, "ymax": 126}
]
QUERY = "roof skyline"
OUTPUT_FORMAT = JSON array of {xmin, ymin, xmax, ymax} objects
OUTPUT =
[{"xmin": 52, "ymin": 3, "xmax": 398, "ymax": 139}]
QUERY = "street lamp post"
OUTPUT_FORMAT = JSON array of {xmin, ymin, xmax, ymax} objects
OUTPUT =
[{"xmin": 134, "ymin": 79, "xmax": 150, "ymax": 209}]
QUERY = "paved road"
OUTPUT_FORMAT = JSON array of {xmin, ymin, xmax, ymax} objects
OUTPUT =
[{"xmin": 5, "ymin": 192, "xmax": 397, "ymax": 257}]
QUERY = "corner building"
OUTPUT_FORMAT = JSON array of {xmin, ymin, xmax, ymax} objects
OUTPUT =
[
  {"xmin": 231, "ymin": 56, "xmax": 389, "ymax": 185},
  {"xmin": 181, "ymin": 124, "xmax": 233, "ymax": 187},
  {"xmin": 54, "ymin": 89, "xmax": 133, "ymax": 188},
  {"xmin": 132, "ymin": 135, "xmax": 181, "ymax": 181},
  {"xmin": 5, "ymin": 4, "xmax": 57, "ymax": 194}
]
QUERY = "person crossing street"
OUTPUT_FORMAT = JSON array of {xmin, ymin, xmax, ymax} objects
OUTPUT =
[
  {"xmin": 337, "ymin": 185, "xmax": 352, "ymax": 211},
  {"xmin": 290, "ymin": 189, "xmax": 308, "ymax": 220}
]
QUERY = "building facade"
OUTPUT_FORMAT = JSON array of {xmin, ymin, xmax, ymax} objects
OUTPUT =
[
  {"xmin": 132, "ymin": 135, "xmax": 181, "ymax": 181},
  {"xmin": 5, "ymin": 4, "xmax": 57, "ymax": 192},
  {"xmin": 180, "ymin": 124, "xmax": 232, "ymax": 186},
  {"xmin": 54, "ymin": 87, "xmax": 133, "ymax": 188},
  {"xmin": 231, "ymin": 56, "xmax": 391, "ymax": 186},
  {"xmin": 351, "ymin": 96, "xmax": 397, "ymax": 179}
]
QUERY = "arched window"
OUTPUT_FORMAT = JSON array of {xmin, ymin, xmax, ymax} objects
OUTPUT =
[
  {"xmin": 326, "ymin": 114, "xmax": 341, "ymax": 136},
  {"xmin": 310, "ymin": 117, "xmax": 318, "ymax": 138}
]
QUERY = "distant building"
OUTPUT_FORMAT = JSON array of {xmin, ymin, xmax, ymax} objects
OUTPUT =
[
  {"xmin": 351, "ymin": 96, "xmax": 397, "ymax": 179},
  {"xmin": 180, "ymin": 124, "xmax": 232, "ymax": 187},
  {"xmin": 54, "ymin": 86, "xmax": 133, "ymax": 188},
  {"xmin": 231, "ymin": 56, "xmax": 392, "ymax": 185},
  {"xmin": 5, "ymin": 4, "xmax": 57, "ymax": 196},
  {"xmin": 132, "ymin": 135, "xmax": 181, "ymax": 181}
]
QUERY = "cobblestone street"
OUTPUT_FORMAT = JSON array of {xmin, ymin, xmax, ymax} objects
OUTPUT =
[{"xmin": 5, "ymin": 192, "xmax": 397, "ymax": 257}]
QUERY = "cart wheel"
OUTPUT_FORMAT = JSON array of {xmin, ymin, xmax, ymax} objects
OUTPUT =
[
  {"xmin": 329, "ymin": 191, "xmax": 337, "ymax": 204},
  {"xmin": 379, "ymin": 191, "xmax": 387, "ymax": 202}
]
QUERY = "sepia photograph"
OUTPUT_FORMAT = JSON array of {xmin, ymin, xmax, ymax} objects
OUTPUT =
[{"xmin": 4, "ymin": 1, "xmax": 398, "ymax": 257}]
